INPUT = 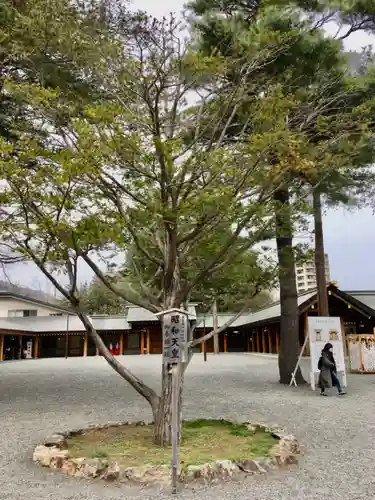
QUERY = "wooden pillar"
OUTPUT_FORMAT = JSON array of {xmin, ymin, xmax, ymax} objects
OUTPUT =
[
  {"xmin": 146, "ymin": 328, "xmax": 150, "ymax": 354},
  {"xmin": 119, "ymin": 332, "xmax": 124, "ymax": 355},
  {"xmin": 65, "ymin": 333, "xmax": 69, "ymax": 359},
  {"xmin": 0, "ymin": 334, "xmax": 4, "ymax": 361},
  {"xmin": 276, "ymin": 327, "xmax": 280, "ymax": 353},
  {"xmin": 140, "ymin": 330, "xmax": 145, "ymax": 355},
  {"xmin": 258, "ymin": 328, "xmax": 261, "ymax": 352},
  {"xmin": 83, "ymin": 333, "xmax": 88, "ymax": 357},
  {"xmin": 340, "ymin": 317, "xmax": 347, "ymax": 356},
  {"xmin": 224, "ymin": 334, "xmax": 227, "ymax": 353},
  {"xmin": 247, "ymin": 334, "xmax": 251, "ymax": 352},
  {"xmin": 18, "ymin": 335, "xmax": 22, "ymax": 359},
  {"xmin": 268, "ymin": 328, "xmax": 272, "ymax": 354},
  {"xmin": 212, "ymin": 299, "xmax": 219, "ymax": 354},
  {"xmin": 255, "ymin": 328, "xmax": 259, "ymax": 352},
  {"xmin": 262, "ymin": 328, "xmax": 266, "ymax": 353},
  {"xmin": 304, "ymin": 312, "xmax": 310, "ymax": 357},
  {"xmin": 33, "ymin": 335, "xmax": 39, "ymax": 359}
]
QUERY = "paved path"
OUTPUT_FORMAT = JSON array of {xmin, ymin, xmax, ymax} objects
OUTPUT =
[{"xmin": 0, "ymin": 354, "xmax": 374, "ymax": 500}]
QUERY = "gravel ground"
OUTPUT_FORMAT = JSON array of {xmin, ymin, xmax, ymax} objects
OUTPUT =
[{"xmin": 0, "ymin": 353, "xmax": 374, "ymax": 500}]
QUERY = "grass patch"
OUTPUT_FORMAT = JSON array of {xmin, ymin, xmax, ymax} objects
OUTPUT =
[
  {"xmin": 66, "ymin": 420, "xmax": 277, "ymax": 468},
  {"xmin": 88, "ymin": 449, "xmax": 109, "ymax": 459}
]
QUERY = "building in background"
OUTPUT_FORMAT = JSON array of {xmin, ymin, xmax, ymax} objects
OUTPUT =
[
  {"xmin": 295, "ymin": 254, "xmax": 330, "ymax": 293},
  {"xmin": 0, "ymin": 283, "xmax": 375, "ymax": 360}
]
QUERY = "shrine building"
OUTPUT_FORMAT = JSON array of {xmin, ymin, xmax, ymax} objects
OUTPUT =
[{"xmin": 1, "ymin": 284, "xmax": 375, "ymax": 360}]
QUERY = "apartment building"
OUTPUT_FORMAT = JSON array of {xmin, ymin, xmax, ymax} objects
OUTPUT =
[{"xmin": 295, "ymin": 254, "xmax": 330, "ymax": 293}]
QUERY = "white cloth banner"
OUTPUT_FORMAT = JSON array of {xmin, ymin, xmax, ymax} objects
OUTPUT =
[{"xmin": 308, "ymin": 316, "xmax": 347, "ymax": 390}]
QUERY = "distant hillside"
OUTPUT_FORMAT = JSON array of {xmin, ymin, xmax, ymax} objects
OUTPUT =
[{"xmin": 0, "ymin": 280, "xmax": 58, "ymax": 304}]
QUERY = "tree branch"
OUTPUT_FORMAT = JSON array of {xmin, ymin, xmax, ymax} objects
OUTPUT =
[
  {"xmin": 189, "ymin": 288, "xmax": 260, "ymax": 347},
  {"xmin": 74, "ymin": 308, "xmax": 160, "ymax": 419},
  {"xmin": 81, "ymin": 252, "xmax": 160, "ymax": 312}
]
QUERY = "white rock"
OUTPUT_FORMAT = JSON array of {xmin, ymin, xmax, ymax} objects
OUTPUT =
[{"xmin": 33, "ymin": 445, "xmax": 69, "ymax": 467}]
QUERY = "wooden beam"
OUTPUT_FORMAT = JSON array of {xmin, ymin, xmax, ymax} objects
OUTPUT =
[
  {"xmin": 146, "ymin": 328, "xmax": 150, "ymax": 354},
  {"xmin": 258, "ymin": 328, "xmax": 261, "ymax": 352},
  {"xmin": 119, "ymin": 332, "xmax": 124, "ymax": 355},
  {"xmin": 65, "ymin": 332, "xmax": 69, "ymax": 359},
  {"xmin": 304, "ymin": 312, "xmax": 310, "ymax": 357},
  {"xmin": 33, "ymin": 335, "xmax": 39, "ymax": 359},
  {"xmin": 340, "ymin": 317, "xmax": 347, "ymax": 357},
  {"xmin": 0, "ymin": 334, "xmax": 4, "ymax": 361},
  {"xmin": 83, "ymin": 333, "xmax": 88, "ymax": 357},
  {"xmin": 224, "ymin": 334, "xmax": 227, "ymax": 353},
  {"xmin": 262, "ymin": 328, "xmax": 266, "ymax": 353},
  {"xmin": 140, "ymin": 330, "xmax": 145, "ymax": 355}
]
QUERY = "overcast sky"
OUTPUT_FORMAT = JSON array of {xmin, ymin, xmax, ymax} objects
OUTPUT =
[{"xmin": 3, "ymin": 1, "xmax": 375, "ymax": 293}]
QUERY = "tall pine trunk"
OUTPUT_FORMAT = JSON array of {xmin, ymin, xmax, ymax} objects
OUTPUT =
[
  {"xmin": 274, "ymin": 188, "xmax": 306, "ymax": 385},
  {"xmin": 313, "ymin": 190, "xmax": 329, "ymax": 316}
]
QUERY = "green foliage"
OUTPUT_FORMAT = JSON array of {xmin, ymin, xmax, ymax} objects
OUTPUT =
[
  {"xmin": 0, "ymin": 7, "xmax": 285, "ymax": 314},
  {"xmin": 188, "ymin": 0, "xmax": 375, "ymax": 212},
  {"xmin": 63, "ymin": 277, "xmax": 128, "ymax": 315}
]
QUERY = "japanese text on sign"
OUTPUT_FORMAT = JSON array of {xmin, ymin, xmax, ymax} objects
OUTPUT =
[{"xmin": 163, "ymin": 313, "xmax": 188, "ymax": 363}]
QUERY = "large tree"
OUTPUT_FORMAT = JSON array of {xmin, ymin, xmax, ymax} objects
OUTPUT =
[
  {"xmin": 188, "ymin": 0, "xmax": 375, "ymax": 383},
  {"xmin": 0, "ymin": 8, "xmax": 298, "ymax": 445}
]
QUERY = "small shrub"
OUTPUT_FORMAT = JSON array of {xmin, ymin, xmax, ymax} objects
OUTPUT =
[{"xmin": 89, "ymin": 449, "xmax": 108, "ymax": 459}]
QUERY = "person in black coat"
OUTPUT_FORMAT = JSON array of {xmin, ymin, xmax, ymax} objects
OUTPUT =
[{"xmin": 318, "ymin": 342, "xmax": 346, "ymax": 396}]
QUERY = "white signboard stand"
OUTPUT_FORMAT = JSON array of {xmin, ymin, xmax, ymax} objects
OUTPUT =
[
  {"xmin": 156, "ymin": 308, "xmax": 192, "ymax": 494},
  {"xmin": 290, "ymin": 316, "xmax": 347, "ymax": 391},
  {"xmin": 25, "ymin": 340, "xmax": 33, "ymax": 359}
]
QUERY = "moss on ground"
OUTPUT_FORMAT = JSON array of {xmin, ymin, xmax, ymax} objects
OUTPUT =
[{"xmin": 67, "ymin": 420, "xmax": 277, "ymax": 468}]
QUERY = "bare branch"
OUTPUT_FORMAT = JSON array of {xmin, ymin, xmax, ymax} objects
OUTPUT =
[
  {"xmin": 189, "ymin": 288, "xmax": 261, "ymax": 347},
  {"xmin": 81, "ymin": 252, "xmax": 160, "ymax": 312},
  {"xmin": 74, "ymin": 309, "xmax": 159, "ymax": 418}
]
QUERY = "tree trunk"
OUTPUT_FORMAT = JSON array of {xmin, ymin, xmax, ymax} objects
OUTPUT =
[
  {"xmin": 313, "ymin": 190, "xmax": 329, "ymax": 316},
  {"xmin": 153, "ymin": 363, "xmax": 184, "ymax": 446},
  {"xmin": 274, "ymin": 188, "xmax": 306, "ymax": 385},
  {"xmin": 212, "ymin": 299, "xmax": 219, "ymax": 353}
]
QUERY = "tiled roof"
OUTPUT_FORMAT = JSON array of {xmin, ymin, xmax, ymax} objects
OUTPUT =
[
  {"xmin": 0, "ymin": 291, "xmax": 73, "ymax": 313},
  {"xmin": 345, "ymin": 291, "xmax": 375, "ymax": 312},
  {"xmin": 234, "ymin": 289, "xmax": 317, "ymax": 327},
  {"xmin": 0, "ymin": 315, "xmax": 130, "ymax": 333}
]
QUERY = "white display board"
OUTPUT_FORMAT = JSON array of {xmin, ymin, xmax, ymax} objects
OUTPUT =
[
  {"xmin": 25, "ymin": 340, "xmax": 33, "ymax": 359},
  {"xmin": 308, "ymin": 316, "xmax": 347, "ymax": 390}
]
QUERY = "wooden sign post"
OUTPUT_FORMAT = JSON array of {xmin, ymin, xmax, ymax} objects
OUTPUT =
[
  {"xmin": 156, "ymin": 308, "xmax": 193, "ymax": 494},
  {"xmin": 171, "ymin": 363, "xmax": 179, "ymax": 494}
]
